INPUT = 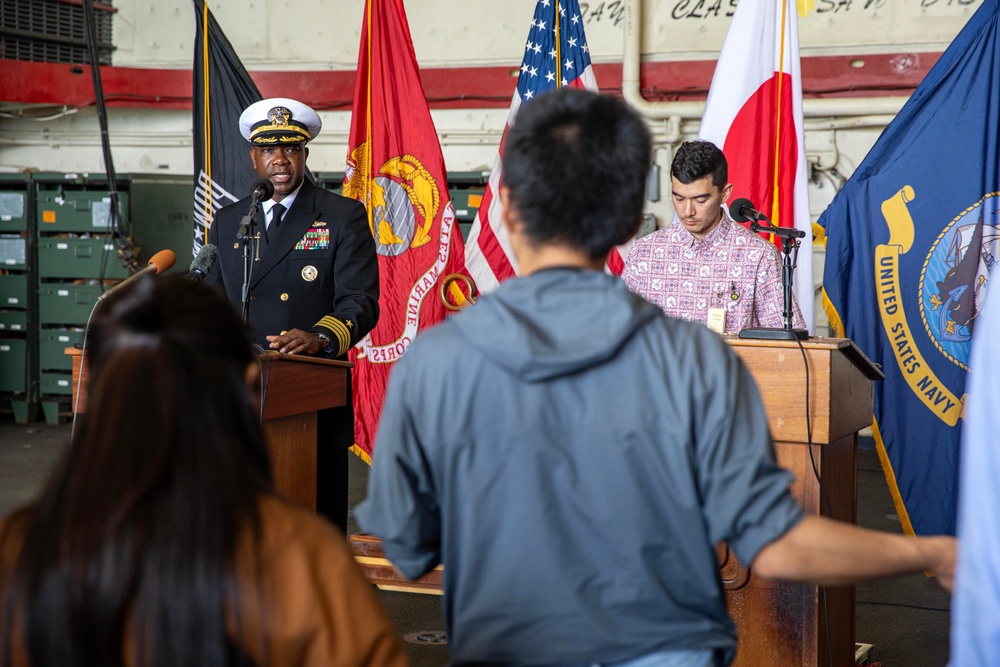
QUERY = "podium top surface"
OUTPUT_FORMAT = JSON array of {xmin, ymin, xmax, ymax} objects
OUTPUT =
[
  {"xmin": 65, "ymin": 348, "xmax": 352, "ymax": 418},
  {"xmin": 261, "ymin": 350, "xmax": 353, "ymax": 369},
  {"xmin": 725, "ymin": 335, "xmax": 884, "ymax": 382},
  {"xmin": 65, "ymin": 346, "xmax": 354, "ymax": 369}
]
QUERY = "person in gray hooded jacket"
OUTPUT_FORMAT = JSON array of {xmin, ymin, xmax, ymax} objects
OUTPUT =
[{"xmin": 356, "ymin": 88, "xmax": 955, "ymax": 667}]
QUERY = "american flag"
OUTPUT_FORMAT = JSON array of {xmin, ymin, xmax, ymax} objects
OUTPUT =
[{"xmin": 465, "ymin": 0, "xmax": 627, "ymax": 292}]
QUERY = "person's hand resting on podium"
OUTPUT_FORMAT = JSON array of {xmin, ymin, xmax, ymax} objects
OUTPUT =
[{"xmin": 266, "ymin": 328, "xmax": 326, "ymax": 355}]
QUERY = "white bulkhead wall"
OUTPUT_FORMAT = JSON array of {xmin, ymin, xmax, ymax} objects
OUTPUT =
[
  {"xmin": 0, "ymin": 0, "xmax": 983, "ymax": 239},
  {"xmin": 110, "ymin": 1, "xmax": 982, "ymax": 67},
  {"xmin": 4, "ymin": 0, "xmax": 981, "ymax": 183}
]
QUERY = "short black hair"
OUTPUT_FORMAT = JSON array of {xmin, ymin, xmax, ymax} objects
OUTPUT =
[
  {"xmin": 501, "ymin": 88, "xmax": 652, "ymax": 260},
  {"xmin": 670, "ymin": 140, "xmax": 728, "ymax": 188}
]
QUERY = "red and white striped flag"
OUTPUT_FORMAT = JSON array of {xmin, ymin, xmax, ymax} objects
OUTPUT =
[
  {"xmin": 698, "ymin": 0, "xmax": 814, "ymax": 331},
  {"xmin": 465, "ymin": 0, "xmax": 629, "ymax": 292}
]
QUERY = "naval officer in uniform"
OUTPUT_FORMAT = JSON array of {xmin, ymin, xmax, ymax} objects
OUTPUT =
[{"xmin": 207, "ymin": 97, "xmax": 379, "ymax": 532}]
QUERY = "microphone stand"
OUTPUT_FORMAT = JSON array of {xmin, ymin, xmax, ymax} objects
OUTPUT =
[
  {"xmin": 237, "ymin": 194, "xmax": 264, "ymax": 326},
  {"xmin": 738, "ymin": 218, "xmax": 809, "ymax": 341}
]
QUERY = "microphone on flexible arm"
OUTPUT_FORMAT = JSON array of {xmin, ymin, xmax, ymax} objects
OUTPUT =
[
  {"xmin": 96, "ymin": 249, "xmax": 177, "ymax": 303},
  {"xmin": 729, "ymin": 198, "xmax": 769, "ymax": 223},
  {"xmin": 237, "ymin": 178, "xmax": 273, "ymax": 326},
  {"xmin": 729, "ymin": 198, "xmax": 805, "ymax": 239},
  {"xmin": 238, "ymin": 178, "xmax": 275, "ymax": 239},
  {"xmin": 250, "ymin": 178, "xmax": 274, "ymax": 202},
  {"xmin": 188, "ymin": 244, "xmax": 218, "ymax": 282},
  {"xmin": 729, "ymin": 197, "xmax": 809, "ymax": 341}
]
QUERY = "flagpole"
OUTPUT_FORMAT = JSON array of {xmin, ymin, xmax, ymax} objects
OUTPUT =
[
  {"xmin": 554, "ymin": 0, "xmax": 562, "ymax": 89},
  {"xmin": 770, "ymin": 0, "xmax": 788, "ymax": 229},
  {"xmin": 201, "ymin": 0, "xmax": 212, "ymax": 246},
  {"xmin": 364, "ymin": 0, "xmax": 374, "ymax": 232}
]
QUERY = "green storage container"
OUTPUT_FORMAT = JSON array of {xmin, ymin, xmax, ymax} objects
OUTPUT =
[
  {"xmin": 39, "ymin": 371, "xmax": 73, "ymax": 396},
  {"xmin": 0, "ymin": 190, "xmax": 28, "ymax": 233},
  {"xmin": 0, "ymin": 235, "xmax": 26, "ymax": 270},
  {"xmin": 36, "ymin": 190, "xmax": 129, "ymax": 233},
  {"xmin": 39, "ymin": 329, "xmax": 85, "ymax": 371},
  {"xmin": 0, "ymin": 274, "xmax": 27, "ymax": 308},
  {"xmin": 39, "ymin": 283, "xmax": 103, "ymax": 325},
  {"xmin": 313, "ymin": 172, "xmax": 345, "ymax": 195},
  {"xmin": 0, "ymin": 311, "xmax": 27, "ymax": 332},
  {"xmin": 450, "ymin": 189, "xmax": 485, "ymax": 223},
  {"xmin": 38, "ymin": 237, "xmax": 131, "ymax": 279},
  {"xmin": 127, "ymin": 176, "xmax": 195, "ymax": 263},
  {"xmin": 458, "ymin": 222, "xmax": 473, "ymax": 242},
  {"xmin": 0, "ymin": 338, "xmax": 26, "ymax": 393}
]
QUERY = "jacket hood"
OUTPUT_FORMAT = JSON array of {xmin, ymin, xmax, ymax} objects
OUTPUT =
[{"xmin": 450, "ymin": 268, "xmax": 661, "ymax": 382}]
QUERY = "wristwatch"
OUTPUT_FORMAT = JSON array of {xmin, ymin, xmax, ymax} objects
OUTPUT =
[{"xmin": 316, "ymin": 331, "xmax": 337, "ymax": 356}]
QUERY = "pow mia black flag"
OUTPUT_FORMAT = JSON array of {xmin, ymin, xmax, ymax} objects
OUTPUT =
[{"xmin": 192, "ymin": 0, "xmax": 261, "ymax": 256}]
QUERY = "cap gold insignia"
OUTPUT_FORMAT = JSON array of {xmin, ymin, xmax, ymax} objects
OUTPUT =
[
  {"xmin": 301, "ymin": 265, "xmax": 318, "ymax": 282},
  {"xmin": 268, "ymin": 106, "xmax": 291, "ymax": 126}
]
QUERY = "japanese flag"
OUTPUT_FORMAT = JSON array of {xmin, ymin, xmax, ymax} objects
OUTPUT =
[{"xmin": 698, "ymin": 0, "xmax": 814, "ymax": 332}]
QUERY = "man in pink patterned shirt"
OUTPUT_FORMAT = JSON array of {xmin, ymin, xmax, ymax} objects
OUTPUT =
[{"xmin": 622, "ymin": 140, "xmax": 805, "ymax": 334}]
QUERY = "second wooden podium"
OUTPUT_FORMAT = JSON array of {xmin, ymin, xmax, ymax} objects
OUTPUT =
[
  {"xmin": 725, "ymin": 336, "xmax": 882, "ymax": 667},
  {"xmin": 67, "ymin": 348, "xmax": 350, "ymax": 510}
]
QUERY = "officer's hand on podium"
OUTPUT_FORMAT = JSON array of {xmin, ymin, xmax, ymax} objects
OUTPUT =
[{"xmin": 266, "ymin": 329, "xmax": 324, "ymax": 356}]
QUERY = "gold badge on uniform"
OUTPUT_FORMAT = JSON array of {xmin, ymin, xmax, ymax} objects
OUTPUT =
[{"xmin": 301, "ymin": 265, "xmax": 318, "ymax": 282}]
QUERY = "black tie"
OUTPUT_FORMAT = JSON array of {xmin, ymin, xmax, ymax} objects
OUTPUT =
[{"xmin": 270, "ymin": 203, "xmax": 286, "ymax": 230}]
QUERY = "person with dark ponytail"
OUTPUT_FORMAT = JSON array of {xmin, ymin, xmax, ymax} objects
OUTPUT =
[{"xmin": 0, "ymin": 275, "xmax": 406, "ymax": 667}]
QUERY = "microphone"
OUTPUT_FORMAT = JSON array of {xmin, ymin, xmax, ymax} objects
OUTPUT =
[
  {"xmin": 238, "ymin": 179, "xmax": 275, "ymax": 240},
  {"xmin": 729, "ymin": 198, "xmax": 806, "ymax": 239},
  {"xmin": 250, "ymin": 178, "xmax": 274, "ymax": 202},
  {"xmin": 729, "ymin": 198, "xmax": 769, "ymax": 223},
  {"xmin": 188, "ymin": 244, "xmax": 218, "ymax": 282},
  {"xmin": 97, "ymin": 249, "xmax": 177, "ymax": 302}
]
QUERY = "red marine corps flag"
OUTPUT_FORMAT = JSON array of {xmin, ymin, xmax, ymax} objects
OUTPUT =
[
  {"xmin": 697, "ymin": 0, "xmax": 814, "ymax": 331},
  {"xmin": 343, "ymin": 0, "xmax": 471, "ymax": 461}
]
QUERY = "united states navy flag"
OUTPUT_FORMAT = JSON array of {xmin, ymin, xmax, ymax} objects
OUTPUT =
[
  {"xmin": 192, "ymin": 0, "xmax": 261, "ymax": 256},
  {"xmin": 819, "ymin": 1, "xmax": 1000, "ymax": 537}
]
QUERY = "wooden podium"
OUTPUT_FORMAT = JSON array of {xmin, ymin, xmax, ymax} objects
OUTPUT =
[
  {"xmin": 725, "ymin": 336, "xmax": 882, "ymax": 667},
  {"xmin": 66, "ymin": 348, "xmax": 351, "ymax": 510},
  {"xmin": 349, "ymin": 336, "xmax": 881, "ymax": 666}
]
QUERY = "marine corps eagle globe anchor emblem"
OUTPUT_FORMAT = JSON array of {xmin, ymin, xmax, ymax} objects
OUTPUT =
[{"xmin": 342, "ymin": 141, "xmax": 440, "ymax": 256}]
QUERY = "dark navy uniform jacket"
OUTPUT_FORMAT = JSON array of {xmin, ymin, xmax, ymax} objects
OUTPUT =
[{"xmin": 207, "ymin": 179, "xmax": 379, "ymax": 358}]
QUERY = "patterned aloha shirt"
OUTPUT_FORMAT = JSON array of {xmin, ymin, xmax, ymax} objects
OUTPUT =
[{"xmin": 622, "ymin": 213, "xmax": 806, "ymax": 334}]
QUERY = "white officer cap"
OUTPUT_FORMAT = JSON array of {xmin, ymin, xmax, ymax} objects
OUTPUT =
[{"xmin": 239, "ymin": 98, "xmax": 322, "ymax": 146}]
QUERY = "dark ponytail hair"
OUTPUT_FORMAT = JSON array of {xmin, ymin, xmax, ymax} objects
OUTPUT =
[{"xmin": 1, "ymin": 275, "xmax": 272, "ymax": 667}]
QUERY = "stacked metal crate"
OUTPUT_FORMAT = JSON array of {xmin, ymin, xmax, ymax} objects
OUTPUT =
[
  {"xmin": 0, "ymin": 175, "xmax": 33, "ymax": 422},
  {"xmin": 445, "ymin": 171, "xmax": 489, "ymax": 241},
  {"xmin": 34, "ymin": 175, "xmax": 131, "ymax": 424},
  {"xmin": 0, "ymin": 174, "xmax": 193, "ymax": 424}
]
